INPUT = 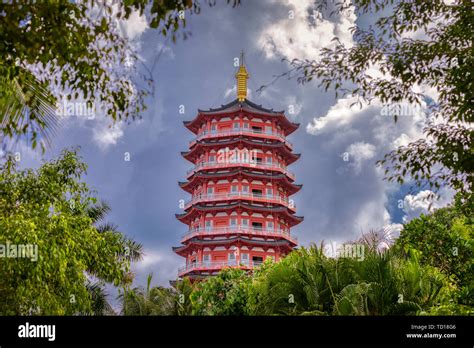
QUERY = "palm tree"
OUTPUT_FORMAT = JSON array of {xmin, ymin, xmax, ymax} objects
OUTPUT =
[
  {"xmin": 119, "ymin": 273, "xmax": 177, "ymax": 315},
  {"xmin": 87, "ymin": 200, "xmax": 143, "ymax": 264},
  {"xmin": 174, "ymin": 277, "xmax": 194, "ymax": 315},
  {"xmin": 249, "ymin": 245, "xmax": 454, "ymax": 316},
  {"xmin": 356, "ymin": 228, "xmax": 395, "ymax": 252},
  {"xmin": 249, "ymin": 245, "xmax": 338, "ymax": 315},
  {"xmin": 0, "ymin": 68, "xmax": 59, "ymax": 153},
  {"xmin": 84, "ymin": 200, "xmax": 143, "ymax": 315},
  {"xmin": 85, "ymin": 281, "xmax": 116, "ymax": 316}
]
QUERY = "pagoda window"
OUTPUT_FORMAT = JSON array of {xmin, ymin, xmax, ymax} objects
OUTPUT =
[
  {"xmin": 242, "ymin": 151, "xmax": 248, "ymax": 163},
  {"xmin": 231, "ymin": 185, "xmax": 238, "ymax": 194},
  {"xmin": 252, "ymin": 189, "xmax": 263, "ymax": 197},
  {"xmin": 209, "ymin": 154, "xmax": 216, "ymax": 163},
  {"xmin": 203, "ymin": 254, "xmax": 210, "ymax": 265},
  {"xmin": 233, "ymin": 122, "xmax": 240, "ymax": 130},
  {"xmin": 266, "ymin": 156, "xmax": 272, "ymax": 164},
  {"xmin": 205, "ymin": 220, "xmax": 212, "ymax": 231},
  {"xmin": 266, "ymin": 188, "xmax": 273, "ymax": 197},
  {"xmin": 267, "ymin": 221, "xmax": 274, "ymax": 230},
  {"xmin": 207, "ymin": 187, "xmax": 214, "ymax": 195},
  {"xmin": 242, "ymin": 185, "xmax": 249, "ymax": 193},
  {"xmin": 252, "ymin": 256, "xmax": 264, "ymax": 265},
  {"xmin": 242, "ymin": 218, "xmax": 249, "ymax": 227},
  {"xmin": 243, "ymin": 122, "xmax": 249, "ymax": 129},
  {"xmin": 265, "ymin": 126, "xmax": 272, "ymax": 134},
  {"xmin": 211, "ymin": 124, "xmax": 217, "ymax": 133},
  {"xmin": 228, "ymin": 252, "xmax": 236, "ymax": 265},
  {"xmin": 255, "ymin": 157, "xmax": 263, "ymax": 164},
  {"xmin": 252, "ymin": 222, "xmax": 263, "ymax": 230},
  {"xmin": 230, "ymin": 218, "xmax": 237, "ymax": 228},
  {"xmin": 241, "ymin": 253, "xmax": 249, "ymax": 265},
  {"xmin": 252, "ymin": 126, "xmax": 263, "ymax": 133}
]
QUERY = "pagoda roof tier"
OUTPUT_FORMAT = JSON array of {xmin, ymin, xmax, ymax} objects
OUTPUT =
[
  {"xmin": 180, "ymin": 225, "xmax": 297, "ymax": 244},
  {"xmin": 199, "ymin": 98, "xmax": 283, "ymax": 115},
  {"xmin": 177, "ymin": 261, "xmax": 274, "ymax": 278},
  {"xmin": 182, "ymin": 192, "xmax": 296, "ymax": 212},
  {"xmin": 182, "ymin": 137, "xmax": 301, "ymax": 165},
  {"xmin": 184, "ymin": 99, "xmax": 299, "ymax": 135},
  {"xmin": 186, "ymin": 162, "xmax": 296, "ymax": 181},
  {"xmin": 189, "ymin": 128, "xmax": 294, "ymax": 150},
  {"xmin": 175, "ymin": 202, "xmax": 304, "ymax": 226},
  {"xmin": 179, "ymin": 169, "xmax": 302, "ymax": 195},
  {"xmin": 173, "ymin": 235, "xmax": 295, "ymax": 256}
]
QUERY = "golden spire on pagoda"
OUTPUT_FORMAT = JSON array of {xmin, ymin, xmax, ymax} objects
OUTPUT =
[{"xmin": 235, "ymin": 50, "xmax": 249, "ymax": 102}]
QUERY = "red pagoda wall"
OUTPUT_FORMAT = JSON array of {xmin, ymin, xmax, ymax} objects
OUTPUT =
[{"xmin": 174, "ymin": 98, "xmax": 303, "ymax": 280}]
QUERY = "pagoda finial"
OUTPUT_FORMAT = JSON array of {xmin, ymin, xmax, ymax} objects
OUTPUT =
[{"xmin": 235, "ymin": 50, "xmax": 249, "ymax": 102}]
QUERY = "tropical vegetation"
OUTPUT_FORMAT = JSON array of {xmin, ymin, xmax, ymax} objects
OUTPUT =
[
  {"xmin": 0, "ymin": 149, "xmax": 142, "ymax": 315},
  {"xmin": 120, "ymin": 200, "xmax": 472, "ymax": 316}
]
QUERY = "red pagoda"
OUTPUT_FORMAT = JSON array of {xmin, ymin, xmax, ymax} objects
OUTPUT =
[{"xmin": 174, "ymin": 56, "xmax": 303, "ymax": 280}]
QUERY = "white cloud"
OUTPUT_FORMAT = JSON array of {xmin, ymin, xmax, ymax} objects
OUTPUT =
[
  {"xmin": 135, "ymin": 249, "xmax": 163, "ymax": 269},
  {"xmin": 307, "ymin": 96, "xmax": 379, "ymax": 135},
  {"xmin": 132, "ymin": 247, "xmax": 182, "ymax": 287},
  {"xmin": 402, "ymin": 188, "xmax": 454, "ymax": 222},
  {"xmin": 353, "ymin": 199, "xmax": 384, "ymax": 232},
  {"xmin": 118, "ymin": 9, "xmax": 148, "ymax": 40},
  {"xmin": 92, "ymin": 121, "xmax": 125, "ymax": 150},
  {"xmin": 345, "ymin": 141, "xmax": 376, "ymax": 175},
  {"xmin": 258, "ymin": 0, "xmax": 355, "ymax": 60},
  {"xmin": 392, "ymin": 133, "xmax": 412, "ymax": 148},
  {"xmin": 381, "ymin": 209, "xmax": 403, "ymax": 243},
  {"xmin": 297, "ymin": 91, "xmax": 432, "ymax": 245}
]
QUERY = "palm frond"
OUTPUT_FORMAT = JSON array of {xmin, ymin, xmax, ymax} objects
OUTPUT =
[
  {"xmin": 85, "ymin": 281, "xmax": 115, "ymax": 316},
  {"xmin": 124, "ymin": 239, "xmax": 143, "ymax": 262},
  {"xmin": 87, "ymin": 200, "xmax": 112, "ymax": 224},
  {"xmin": 0, "ymin": 69, "xmax": 60, "ymax": 152},
  {"xmin": 96, "ymin": 222, "xmax": 119, "ymax": 234}
]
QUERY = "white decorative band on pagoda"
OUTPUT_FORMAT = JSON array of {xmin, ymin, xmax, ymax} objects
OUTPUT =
[
  {"xmin": 186, "ymin": 161, "xmax": 295, "ymax": 180},
  {"xmin": 184, "ymin": 192, "xmax": 296, "ymax": 211},
  {"xmin": 178, "ymin": 260, "xmax": 263, "ymax": 277},
  {"xmin": 181, "ymin": 225, "xmax": 297, "ymax": 244},
  {"xmin": 189, "ymin": 128, "xmax": 293, "ymax": 149}
]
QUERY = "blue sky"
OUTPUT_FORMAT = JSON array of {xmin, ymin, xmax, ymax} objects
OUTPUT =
[{"xmin": 12, "ymin": 0, "xmax": 453, "ymax": 293}]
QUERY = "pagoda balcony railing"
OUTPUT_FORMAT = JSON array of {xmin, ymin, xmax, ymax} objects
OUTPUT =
[
  {"xmin": 190, "ymin": 129, "xmax": 293, "ymax": 149},
  {"xmin": 181, "ymin": 225, "xmax": 297, "ymax": 244},
  {"xmin": 186, "ymin": 161, "xmax": 295, "ymax": 180},
  {"xmin": 184, "ymin": 192, "xmax": 296, "ymax": 211},
  {"xmin": 178, "ymin": 260, "xmax": 264, "ymax": 276}
]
